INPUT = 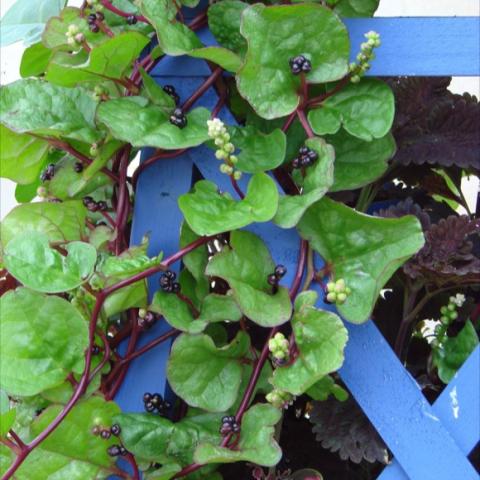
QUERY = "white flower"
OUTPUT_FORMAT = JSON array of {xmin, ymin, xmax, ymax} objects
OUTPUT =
[{"xmin": 449, "ymin": 294, "xmax": 466, "ymax": 308}]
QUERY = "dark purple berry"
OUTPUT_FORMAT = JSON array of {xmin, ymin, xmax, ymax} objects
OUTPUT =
[
  {"xmin": 299, "ymin": 146, "xmax": 309, "ymax": 156},
  {"xmin": 172, "ymin": 282, "xmax": 181, "ymax": 293},
  {"xmin": 95, "ymin": 11, "xmax": 105, "ymax": 21},
  {"xmin": 83, "ymin": 196, "xmax": 94, "ymax": 206},
  {"xmin": 165, "ymin": 271, "xmax": 176, "ymax": 280},
  {"xmin": 274, "ymin": 265, "xmax": 287, "ymax": 278},
  {"xmin": 100, "ymin": 429, "xmax": 111, "ymax": 440},
  {"xmin": 97, "ymin": 200, "xmax": 108, "ymax": 211},
  {"xmin": 92, "ymin": 425, "xmax": 101, "ymax": 436},
  {"xmin": 151, "ymin": 393, "xmax": 162, "ymax": 406},
  {"xmin": 289, "ymin": 55, "xmax": 311, "ymax": 75},
  {"xmin": 74, "ymin": 162, "xmax": 84, "ymax": 173},
  {"xmin": 160, "ymin": 276, "xmax": 171, "ymax": 288},
  {"xmin": 87, "ymin": 13, "xmax": 97, "ymax": 24},
  {"xmin": 169, "ymin": 108, "xmax": 187, "ymax": 129},
  {"xmin": 89, "ymin": 23, "xmax": 100, "ymax": 33},
  {"xmin": 145, "ymin": 402, "xmax": 155, "ymax": 412},
  {"xmin": 143, "ymin": 392, "xmax": 152, "ymax": 403},
  {"xmin": 291, "ymin": 157, "xmax": 300, "ymax": 169},
  {"xmin": 107, "ymin": 445, "xmax": 121, "ymax": 457},
  {"xmin": 307, "ymin": 150, "xmax": 318, "ymax": 161},
  {"xmin": 126, "ymin": 15, "xmax": 138, "ymax": 25},
  {"xmin": 301, "ymin": 59, "xmax": 312, "ymax": 72},
  {"xmin": 111, "ymin": 424, "xmax": 121, "ymax": 436},
  {"xmin": 163, "ymin": 85, "xmax": 180, "ymax": 105},
  {"xmin": 119, "ymin": 446, "xmax": 127, "ymax": 456},
  {"xmin": 268, "ymin": 274, "xmax": 278, "ymax": 286},
  {"xmin": 40, "ymin": 163, "xmax": 55, "ymax": 182},
  {"xmin": 300, "ymin": 156, "xmax": 312, "ymax": 168},
  {"xmin": 162, "ymin": 284, "xmax": 173, "ymax": 293}
]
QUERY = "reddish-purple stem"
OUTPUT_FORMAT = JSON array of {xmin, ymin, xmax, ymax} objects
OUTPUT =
[
  {"xmin": 182, "ymin": 67, "xmax": 223, "ymax": 112},
  {"xmin": 230, "ymin": 176, "xmax": 245, "ymax": 199},
  {"xmin": 100, "ymin": 0, "xmax": 149, "ymax": 23},
  {"xmin": 296, "ymin": 109, "xmax": 315, "ymax": 138}
]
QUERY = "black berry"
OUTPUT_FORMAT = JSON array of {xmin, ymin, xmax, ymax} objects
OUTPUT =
[
  {"xmin": 160, "ymin": 276, "xmax": 171, "ymax": 288},
  {"xmin": 267, "ymin": 274, "xmax": 278, "ymax": 286},
  {"xmin": 107, "ymin": 445, "xmax": 121, "ymax": 457},
  {"xmin": 169, "ymin": 108, "xmax": 187, "ymax": 129},
  {"xmin": 165, "ymin": 271, "xmax": 176, "ymax": 280},
  {"xmin": 87, "ymin": 13, "xmax": 97, "ymax": 24},
  {"xmin": 92, "ymin": 425, "xmax": 101, "ymax": 436},
  {"xmin": 289, "ymin": 55, "xmax": 311, "ymax": 75},
  {"xmin": 97, "ymin": 200, "xmax": 108, "ymax": 211},
  {"xmin": 74, "ymin": 162, "xmax": 84, "ymax": 173},
  {"xmin": 119, "ymin": 446, "xmax": 127, "ymax": 456},
  {"xmin": 95, "ymin": 11, "xmax": 105, "ymax": 21},
  {"xmin": 111, "ymin": 424, "xmax": 121, "ymax": 436},
  {"xmin": 143, "ymin": 392, "xmax": 152, "ymax": 403},
  {"xmin": 274, "ymin": 265, "xmax": 287, "ymax": 278},
  {"xmin": 151, "ymin": 393, "xmax": 162, "ymax": 406},
  {"xmin": 145, "ymin": 401, "xmax": 155, "ymax": 413},
  {"xmin": 172, "ymin": 282, "xmax": 181, "ymax": 293},
  {"xmin": 40, "ymin": 163, "xmax": 55, "ymax": 182},
  {"xmin": 100, "ymin": 429, "xmax": 111, "ymax": 440},
  {"xmin": 291, "ymin": 157, "xmax": 300, "ymax": 169},
  {"xmin": 126, "ymin": 15, "xmax": 138, "ymax": 25},
  {"xmin": 89, "ymin": 23, "xmax": 100, "ymax": 33},
  {"xmin": 220, "ymin": 415, "xmax": 240, "ymax": 435},
  {"xmin": 163, "ymin": 85, "xmax": 180, "ymax": 105}
]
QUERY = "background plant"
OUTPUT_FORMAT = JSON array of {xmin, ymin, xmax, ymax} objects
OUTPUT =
[{"xmin": 0, "ymin": 1, "xmax": 478, "ymax": 479}]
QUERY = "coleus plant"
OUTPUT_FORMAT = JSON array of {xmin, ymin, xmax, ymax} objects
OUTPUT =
[{"xmin": 4, "ymin": 0, "xmax": 475, "ymax": 478}]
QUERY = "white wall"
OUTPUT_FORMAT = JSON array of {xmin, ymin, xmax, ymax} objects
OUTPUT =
[{"xmin": 1, "ymin": 0, "xmax": 479, "ymax": 218}]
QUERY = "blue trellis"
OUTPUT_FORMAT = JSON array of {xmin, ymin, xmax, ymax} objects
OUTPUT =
[{"xmin": 115, "ymin": 16, "xmax": 480, "ymax": 480}]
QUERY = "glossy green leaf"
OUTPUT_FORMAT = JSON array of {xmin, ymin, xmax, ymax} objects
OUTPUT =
[
  {"xmin": 15, "ymin": 182, "xmax": 41, "ymax": 203},
  {"xmin": 208, "ymin": 0, "xmax": 248, "ymax": 56},
  {"xmin": 167, "ymin": 331, "xmax": 250, "ymax": 412},
  {"xmin": 306, "ymin": 375, "xmax": 349, "ymax": 402},
  {"xmin": 298, "ymin": 197, "xmax": 425, "ymax": 323},
  {"xmin": 334, "ymin": 0, "xmax": 380, "ymax": 17},
  {"xmin": 0, "ymin": 288, "xmax": 88, "ymax": 396},
  {"xmin": 274, "ymin": 137, "xmax": 335, "ymax": 228},
  {"xmin": 140, "ymin": 68, "xmax": 176, "ymax": 109},
  {"xmin": 194, "ymin": 403, "xmax": 282, "ymax": 466},
  {"xmin": 0, "ymin": 391, "xmax": 15, "ymax": 437},
  {"xmin": 308, "ymin": 78, "xmax": 395, "ymax": 141},
  {"xmin": 327, "ymin": 129, "xmax": 396, "ymax": 191},
  {"xmin": 179, "ymin": 173, "xmax": 279, "ymax": 236},
  {"xmin": 98, "ymin": 97, "xmax": 210, "ymax": 149},
  {"xmin": 116, "ymin": 411, "xmax": 222, "ymax": 466},
  {"xmin": 1, "ymin": 200, "xmax": 87, "ymax": 247},
  {"xmin": 46, "ymin": 32, "xmax": 149, "ymax": 87},
  {"xmin": 272, "ymin": 291, "xmax": 347, "ymax": 395},
  {"xmin": 20, "ymin": 41, "xmax": 53, "ymax": 77},
  {"xmin": 144, "ymin": 463, "xmax": 182, "ymax": 480},
  {"xmin": 0, "ymin": 125, "xmax": 49, "ymax": 184},
  {"xmin": 237, "ymin": 3, "xmax": 349, "ymax": 119},
  {"xmin": 180, "ymin": 222, "xmax": 209, "ymax": 283},
  {"xmin": 152, "ymin": 290, "xmax": 242, "ymax": 333},
  {"xmin": 0, "ymin": 79, "xmax": 101, "ymax": 144},
  {"xmin": 140, "ymin": 0, "xmax": 202, "ymax": 55},
  {"xmin": 190, "ymin": 47, "xmax": 242, "ymax": 73},
  {"xmin": 4, "ymin": 232, "xmax": 97, "ymax": 293},
  {"xmin": 433, "ymin": 321, "xmax": 479, "ymax": 384},
  {"xmin": 0, "ymin": 0, "xmax": 64, "ymax": 47},
  {"xmin": 230, "ymin": 126, "xmax": 286, "ymax": 173},
  {"xmin": 206, "ymin": 230, "xmax": 292, "ymax": 327}
]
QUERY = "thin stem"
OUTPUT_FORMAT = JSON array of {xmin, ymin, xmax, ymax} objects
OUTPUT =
[
  {"xmin": 290, "ymin": 239, "xmax": 309, "ymax": 299},
  {"xmin": 96, "ymin": 20, "xmax": 114, "ymax": 38},
  {"xmin": 230, "ymin": 175, "xmax": 245, "ymax": 199},
  {"xmin": 307, "ymin": 76, "xmax": 350, "ymax": 106},
  {"xmin": 89, "ymin": 330, "xmax": 111, "ymax": 383},
  {"xmin": 0, "ymin": 438, "xmax": 20, "ymax": 455},
  {"xmin": 182, "ymin": 67, "xmax": 223, "ymax": 111},
  {"xmin": 296, "ymin": 109, "xmax": 315, "ymax": 138},
  {"xmin": 100, "ymin": 0, "xmax": 149, "ymax": 23},
  {"xmin": 100, "ymin": 211, "xmax": 116, "ymax": 228},
  {"xmin": 282, "ymin": 110, "xmax": 297, "ymax": 133},
  {"xmin": 125, "ymin": 453, "xmax": 140, "ymax": 480}
]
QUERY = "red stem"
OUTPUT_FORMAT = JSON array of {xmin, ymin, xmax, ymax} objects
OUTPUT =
[
  {"xmin": 100, "ymin": 0, "xmax": 149, "ymax": 23},
  {"xmin": 296, "ymin": 109, "xmax": 315, "ymax": 138},
  {"xmin": 230, "ymin": 176, "xmax": 245, "ymax": 199},
  {"xmin": 182, "ymin": 67, "xmax": 223, "ymax": 112},
  {"xmin": 115, "ymin": 146, "xmax": 131, "ymax": 254},
  {"xmin": 8, "ymin": 431, "xmax": 26, "ymax": 451},
  {"xmin": 89, "ymin": 330, "xmax": 111, "ymax": 382},
  {"xmin": 307, "ymin": 76, "xmax": 350, "ymax": 106}
]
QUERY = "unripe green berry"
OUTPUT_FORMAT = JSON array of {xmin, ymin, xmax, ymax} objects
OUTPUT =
[
  {"xmin": 68, "ymin": 24, "xmax": 80, "ymax": 35},
  {"xmin": 337, "ymin": 292, "xmax": 347, "ymax": 304},
  {"xmin": 440, "ymin": 315, "xmax": 449, "ymax": 324},
  {"xmin": 214, "ymin": 138, "xmax": 225, "ymax": 147},
  {"xmin": 447, "ymin": 303, "xmax": 455, "ymax": 311},
  {"xmin": 233, "ymin": 170, "xmax": 242, "ymax": 181},
  {"xmin": 326, "ymin": 282, "xmax": 336, "ymax": 293},
  {"xmin": 449, "ymin": 311, "xmax": 458, "ymax": 320},
  {"xmin": 224, "ymin": 143, "xmax": 235, "ymax": 154},
  {"xmin": 67, "ymin": 36, "xmax": 77, "ymax": 46},
  {"xmin": 345, "ymin": 287, "xmax": 352, "ymax": 295},
  {"xmin": 220, "ymin": 164, "xmax": 233, "ymax": 175},
  {"xmin": 229, "ymin": 155, "xmax": 238, "ymax": 165},
  {"xmin": 326, "ymin": 292, "xmax": 337, "ymax": 303},
  {"xmin": 351, "ymin": 75, "xmax": 361, "ymax": 84},
  {"xmin": 90, "ymin": 144, "xmax": 98, "ymax": 157},
  {"xmin": 138, "ymin": 308, "xmax": 147, "ymax": 319},
  {"xmin": 36, "ymin": 186, "xmax": 47, "ymax": 197},
  {"xmin": 440, "ymin": 306, "xmax": 448, "ymax": 315},
  {"xmin": 215, "ymin": 149, "xmax": 227, "ymax": 160}
]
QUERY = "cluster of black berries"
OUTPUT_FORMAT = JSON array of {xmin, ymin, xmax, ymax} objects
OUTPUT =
[
  {"xmin": 289, "ymin": 55, "xmax": 311, "ymax": 75},
  {"xmin": 163, "ymin": 85, "xmax": 180, "ymax": 105},
  {"xmin": 83, "ymin": 196, "xmax": 108, "ymax": 212},
  {"xmin": 219, "ymin": 415, "xmax": 240, "ymax": 436},
  {"xmin": 87, "ymin": 11, "xmax": 104, "ymax": 33},
  {"xmin": 126, "ymin": 15, "xmax": 138, "ymax": 25},
  {"xmin": 160, "ymin": 270, "xmax": 180, "ymax": 293},
  {"xmin": 137, "ymin": 309, "xmax": 161, "ymax": 330},
  {"xmin": 74, "ymin": 162, "xmax": 83, "ymax": 173},
  {"xmin": 40, "ymin": 163, "xmax": 55, "ymax": 182},
  {"xmin": 143, "ymin": 392, "xmax": 171, "ymax": 416},
  {"xmin": 291, "ymin": 146, "xmax": 318, "ymax": 169},
  {"xmin": 267, "ymin": 265, "xmax": 287, "ymax": 288},
  {"xmin": 169, "ymin": 108, "xmax": 187, "ymax": 129},
  {"xmin": 92, "ymin": 423, "xmax": 121, "ymax": 440},
  {"xmin": 107, "ymin": 444, "xmax": 127, "ymax": 457}
]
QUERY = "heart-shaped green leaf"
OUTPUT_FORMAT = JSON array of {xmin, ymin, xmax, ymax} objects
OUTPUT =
[
  {"xmin": 190, "ymin": 47, "xmax": 243, "ymax": 73},
  {"xmin": 1, "ymin": 200, "xmax": 87, "ymax": 247},
  {"xmin": 230, "ymin": 126, "xmax": 286, "ymax": 173},
  {"xmin": 327, "ymin": 129, "xmax": 396, "ymax": 191},
  {"xmin": 334, "ymin": 0, "xmax": 380, "ymax": 17},
  {"xmin": 140, "ymin": 0, "xmax": 202, "ymax": 55},
  {"xmin": 194, "ymin": 403, "xmax": 282, "ymax": 466},
  {"xmin": 4, "ymin": 232, "xmax": 97, "ymax": 293},
  {"xmin": 237, "ymin": 3, "xmax": 349, "ymax": 118},
  {"xmin": 274, "ymin": 137, "xmax": 334, "ymax": 228},
  {"xmin": 97, "ymin": 97, "xmax": 210, "ymax": 149},
  {"xmin": 308, "ymin": 78, "xmax": 395, "ymax": 141},
  {"xmin": 206, "ymin": 230, "xmax": 292, "ymax": 327},
  {"xmin": 167, "ymin": 331, "xmax": 250, "ymax": 412},
  {"xmin": 20, "ymin": 41, "xmax": 53, "ymax": 77},
  {"xmin": 0, "ymin": 79, "xmax": 101, "ymax": 144},
  {"xmin": 298, "ymin": 197, "xmax": 425, "ymax": 323},
  {"xmin": 0, "ymin": 288, "xmax": 88, "ymax": 396},
  {"xmin": 306, "ymin": 375, "xmax": 348, "ymax": 402},
  {"xmin": 271, "ymin": 291, "xmax": 348, "ymax": 395},
  {"xmin": 179, "ymin": 173, "xmax": 279, "ymax": 236},
  {"xmin": 140, "ymin": 68, "xmax": 176, "ymax": 109}
]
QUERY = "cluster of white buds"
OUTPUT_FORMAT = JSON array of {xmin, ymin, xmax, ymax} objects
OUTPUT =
[
  {"xmin": 268, "ymin": 332, "xmax": 290, "ymax": 362},
  {"xmin": 349, "ymin": 31, "xmax": 381, "ymax": 83},
  {"xmin": 207, "ymin": 118, "xmax": 242, "ymax": 180},
  {"xmin": 325, "ymin": 278, "xmax": 351, "ymax": 305},
  {"xmin": 439, "ymin": 294, "xmax": 465, "ymax": 325},
  {"xmin": 266, "ymin": 389, "xmax": 294, "ymax": 409},
  {"xmin": 65, "ymin": 24, "xmax": 85, "ymax": 48}
]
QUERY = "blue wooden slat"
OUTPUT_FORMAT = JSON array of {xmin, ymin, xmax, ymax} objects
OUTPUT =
[{"xmin": 378, "ymin": 346, "xmax": 480, "ymax": 479}]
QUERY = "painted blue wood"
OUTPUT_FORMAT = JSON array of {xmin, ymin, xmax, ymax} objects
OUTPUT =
[
  {"xmin": 122, "ymin": 15, "xmax": 480, "ymax": 480},
  {"xmin": 378, "ymin": 346, "xmax": 480, "ymax": 479}
]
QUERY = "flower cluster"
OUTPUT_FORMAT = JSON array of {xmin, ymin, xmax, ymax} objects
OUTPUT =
[
  {"xmin": 266, "ymin": 389, "xmax": 294, "ymax": 409},
  {"xmin": 268, "ymin": 332, "xmax": 290, "ymax": 363},
  {"xmin": 207, "ymin": 118, "xmax": 242, "ymax": 180},
  {"xmin": 65, "ymin": 24, "xmax": 85, "ymax": 49},
  {"xmin": 439, "ymin": 294, "xmax": 465, "ymax": 325},
  {"xmin": 349, "ymin": 31, "xmax": 381, "ymax": 83},
  {"xmin": 325, "ymin": 278, "xmax": 351, "ymax": 305}
]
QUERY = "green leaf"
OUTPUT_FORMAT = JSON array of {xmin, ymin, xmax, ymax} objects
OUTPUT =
[
  {"xmin": 152, "ymin": 290, "xmax": 242, "ymax": 333},
  {"xmin": 298, "ymin": 197, "xmax": 425, "ymax": 323},
  {"xmin": 4, "ymin": 232, "xmax": 97, "ymax": 293},
  {"xmin": 206, "ymin": 231, "xmax": 292, "ymax": 327},
  {"xmin": 237, "ymin": 3, "xmax": 349, "ymax": 119},
  {"xmin": 144, "ymin": 463, "xmax": 182, "ymax": 479},
  {"xmin": 334, "ymin": 0, "xmax": 380, "ymax": 17},
  {"xmin": 180, "ymin": 222, "xmax": 208, "ymax": 283},
  {"xmin": 274, "ymin": 137, "xmax": 335, "ymax": 228},
  {"xmin": 1, "ymin": 200, "xmax": 87, "ymax": 247},
  {"xmin": 0, "ymin": 79, "xmax": 101, "ymax": 144},
  {"xmin": 306, "ymin": 375, "xmax": 349, "ymax": 402},
  {"xmin": 45, "ymin": 32, "xmax": 149, "ymax": 87},
  {"xmin": 327, "ymin": 129, "xmax": 396, "ymax": 191},
  {"xmin": 272, "ymin": 292, "xmax": 348, "ymax": 395},
  {"xmin": 167, "ymin": 332, "xmax": 250, "ymax": 412},
  {"xmin": 179, "ymin": 173, "xmax": 279, "ymax": 236},
  {"xmin": 194, "ymin": 403, "xmax": 282, "ymax": 466},
  {"xmin": 190, "ymin": 47, "xmax": 242, "ymax": 73},
  {"xmin": 0, "ymin": 0, "xmax": 64, "ymax": 47},
  {"xmin": 308, "ymin": 78, "xmax": 395, "ymax": 141},
  {"xmin": 0, "ymin": 288, "xmax": 88, "ymax": 396},
  {"xmin": 433, "ymin": 321, "xmax": 479, "ymax": 384},
  {"xmin": 0, "ymin": 125, "xmax": 49, "ymax": 184},
  {"xmin": 116, "ymin": 411, "xmax": 222, "ymax": 466},
  {"xmin": 208, "ymin": 0, "xmax": 248, "ymax": 56},
  {"xmin": 140, "ymin": 68, "xmax": 176, "ymax": 109},
  {"xmin": 140, "ymin": 0, "xmax": 202, "ymax": 56},
  {"xmin": 230, "ymin": 126, "xmax": 286, "ymax": 174},
  {"xmin": 15, "ymin": 182, "xmax": 41, "ymax": 203},
  {"xmin": 97, "ymin": 98, "xmax": 210, "ymax": 149},
  {"xmin": 20, "ymin": 42, "xmax": 53, "ymax": 77},
  {"xmin": 0, "ymin": 391, "xmax": 16, "ymax": 437}
]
